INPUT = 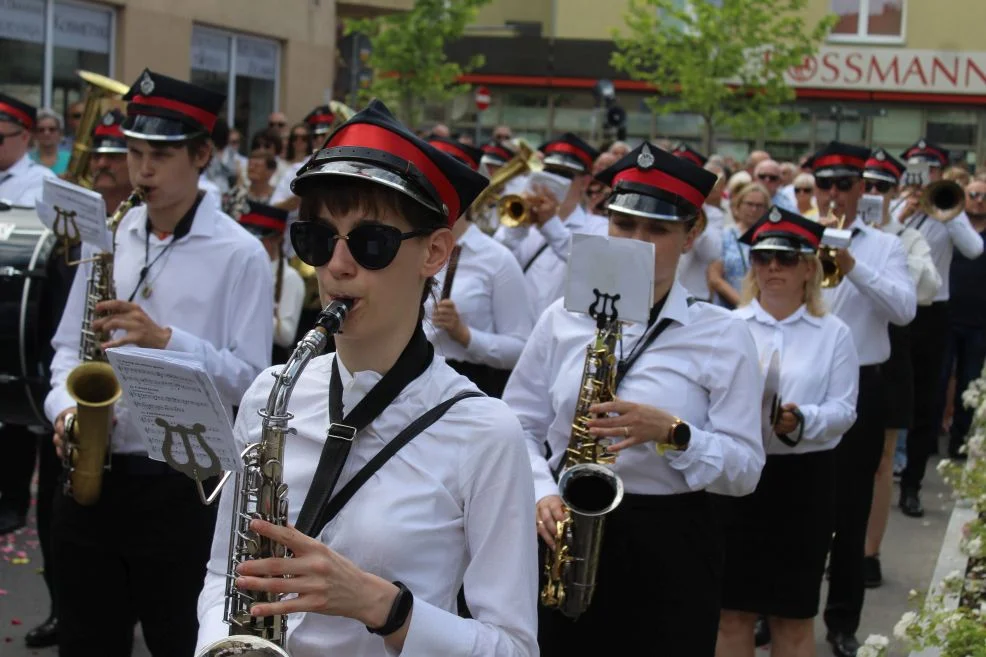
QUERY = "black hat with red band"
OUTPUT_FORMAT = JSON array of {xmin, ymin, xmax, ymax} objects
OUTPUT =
[
  {"xmin": 91, "ymin": 109, "xmax": 128, "ymax": 154},
  {"xmin": 238, "ymin": 201, "xmax": 289, "ymax": 239},
  {"xmin": 427, "ymin": 136, "xmax": 484, "ymax": 172},
  {"xmin": 539, "ymin": 133, "xmax": 599, "ymax": 177},
  {"xmin": 672, "ymin": 143, "xmax": 708, "ymax": 168},
  {"xmin": 739, "ymin": 206, "xmax": 825, "ymax": 254},
  {"xmin": 291, "ymin": 99, "xmax": 488, "ymax": 225},
  {"xmin": 810, "ymin": 141, "xmax": 871, "ymax": 178},
  {"xmin": 121, "ymin": 69, "xmax": 226, "ymax": 142},
  {"xmin": 0, "ymin": 93, "xmax": 36, "ymax": 131},
  {"xmin": 594, "ymin": 142, "xmax": 717, "ymax": 222},
  {"xmin": 304, "ymin": 105, "xmax": 336, "ymax": 136},
  {"xmin": 480, "ymin": 141, "xmax": 515, "ymax": 168},
  {"xmin": 901, "ymin": 139, "xmax": 949, "ymax": 168},
  {"xmin": 864, "ymin": 148, "xmax": 905, "ymax": 185}
]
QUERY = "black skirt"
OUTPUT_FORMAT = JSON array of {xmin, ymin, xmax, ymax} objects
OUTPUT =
[
  {"xmin": 882, "ymin": 323, "xmax": 914, "ymax": 430},
  {"xmin": 538, "ymin": 491, "xmax": 723, "ymax": 657},
  {"xmin": 718, "ymin": 449, "xmax": 837, "ymax": 619}
]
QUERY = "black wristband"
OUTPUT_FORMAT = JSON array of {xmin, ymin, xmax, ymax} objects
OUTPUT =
[{"xmin": 366, "ymin": 581, "xmax": 414, "ymax": 636}]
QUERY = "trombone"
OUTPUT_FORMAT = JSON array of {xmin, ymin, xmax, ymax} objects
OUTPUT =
[{"xmin": 891, "ymin": 179, "xmax": 965, "ymax": 224}]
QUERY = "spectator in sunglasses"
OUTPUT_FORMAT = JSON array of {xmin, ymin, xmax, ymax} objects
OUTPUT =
[
  {"xmin": 61, "ymin": 100, "xmax": 85, "ymax": 150},
  {"xmin": 29, "ymin": 108, "xmax": 71, "ymax": 175},
  {"xmin": 792, "ymin": 173, "xmax": 817, "ymax": 218},
  {"xmin": 267, "ymin": 111, "xmax": 289, "ymax": 141},
  {"xmin": 754, "ymin": 159, "xmax": 797, "ymax": 212}
]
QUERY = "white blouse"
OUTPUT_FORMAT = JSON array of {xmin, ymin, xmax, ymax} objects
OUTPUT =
[
  {"xmin": 196, "ymin": 353, "xmax": 539, "ymax": 657},
  {"xmin": 734, "ymin": 300, "xmax": 859, "ymax": 455},
  {"xmin": 676, "ymin": 223, "xmax": 723, "ymax": 301},
  {"xmin": 503, "ymin": 280, "xmax": 765, "ymax": 503},
  {"xmin": 425, "ymin": 224, "xmax": 535, "ymax": 368}
]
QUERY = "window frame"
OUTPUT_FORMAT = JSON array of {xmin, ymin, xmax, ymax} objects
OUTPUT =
[
  {"xmin": 828, "ymin": 0, "xmax": 907, "ymax": 45},
  {"xmin": 37, "ymin": 0, "xmax": 116, "ymax": 107}
]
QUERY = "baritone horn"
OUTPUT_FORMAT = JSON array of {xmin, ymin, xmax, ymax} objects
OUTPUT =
[{"xmin": 64, "ymin": 70, "xmax": 130, "ymax": 189}]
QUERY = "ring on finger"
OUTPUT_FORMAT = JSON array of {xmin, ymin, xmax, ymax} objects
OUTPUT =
[{"xmin": 623, "ymin": 426, "xmax": 630, "ymax": 438}]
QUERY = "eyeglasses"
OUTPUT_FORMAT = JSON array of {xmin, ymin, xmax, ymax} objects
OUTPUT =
[
  {"xmin": 969, "ymin": 192, "xmax": 986, "ymax": 201},
  {"xmin": 794, "ymin": 187, "xmax": 813, "ymax": 194},
  {"xmin": 757, "ymin": 174, "xmax": 780, "ymax": 183},
  {"xmin": 70, "ymin": 113, "xmax": 83, "ymax": 120},
  {"xmin": 0, "ymin": 129, "xmax": 23, "ymax": 145},
  {"xmin": 493, "ymin": 133, "xmax": 511, "ymax": 140},
  {"xmin": 291, "ymin": 133, "xmax": 309, "ymax": 140},
  {"xmin": 269, "ymin": 121, "xmax": 286, "ymax": 128},
  {"xmin": 751, "ymin": 250, "xmax": 801, "ymax": 267},
  {"xmin": 290, "ymin": 220, "xmax": 433, "ymax": 270},
  {"xmin": 815, "ymin": 177, "xmax": 857, "ymax": 192},
  {"xmin": 865, "ymin": 180, "xmax": 894, "ymax": 194},
  {"xmin": 37, "ymin": 126, "xmax": 59, "ymax": 134}
]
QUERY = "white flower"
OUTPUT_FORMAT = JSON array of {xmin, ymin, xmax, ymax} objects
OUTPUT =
[
  {"xmin": 856, "ymin": 646, "xmax": 880, "ymax": 657},
  {"xmin": 964, "ymin": 535, "xmax": 984, "ymax": 557},
  {"xmin": 894, "ymin": 611, "xmax": 918, "ymax": 639},
  {"xmin": 863, "ymin": 634, "xmax": 890, "ymax": 648},
  {"xmin": 937, "ymin": 458, "xmax": 953, "ymax": 475},
  {"xmin": 941, "ymin": 569, "xmax": 965, "ymax": 594}
]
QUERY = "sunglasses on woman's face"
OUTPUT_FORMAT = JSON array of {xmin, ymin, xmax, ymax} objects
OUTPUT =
[
  {"xmin": 290, "ymin": 220, "xmax": 432, "ymax": 270},
  {"xmin": 865, "ymin": 180, "xmax": 894, "ymax": 194},
  {"xmin": 751, "ymin": 250, "xmax": 801, "ymax": 268},
  {"xmin": 794, "ymin": 187, "xmax": 813, "ymax": 194},
  {"xmin": 815, "ymin": 177, "xmax": 856, "ymax": 192}
]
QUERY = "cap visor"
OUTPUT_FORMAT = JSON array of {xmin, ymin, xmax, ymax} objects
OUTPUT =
[
  {"xmin": 291, "ymin": 160, "xmax": 443, "ymax": 215},
  {"xmin": 863, "ymin": 170, "xmax": 898, "ymax": 184},
  {"xmin": 121, "ymin": 115, "xmax": 207, "ymax": 142},
  {"xmin": 606, "ymin": 192, "xmax": 693, "ymax": 221}
]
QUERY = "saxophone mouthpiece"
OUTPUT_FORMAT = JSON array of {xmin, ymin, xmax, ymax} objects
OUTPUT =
[{"xmin": 315, "ymin": 298, "xmax": 353, "ymax": 335}]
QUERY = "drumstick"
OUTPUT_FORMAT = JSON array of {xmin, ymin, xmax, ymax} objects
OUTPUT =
[{"xmin": 440, "ymin": 245, "xmax": 462, "ymax": 300}]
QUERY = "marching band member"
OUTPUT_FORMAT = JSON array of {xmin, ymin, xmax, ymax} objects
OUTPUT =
[
  {"xmin": 236, "ymin": 200, "xmax": 306, "ymax": 365},
  {"xmin": 895, "ymin": 139, "xmax": 984, "ymax": 517},
  {"xmin": 809, "ymin": 141, "xmax": 916, "ymax": 657},
  {"xmin": 673, "ymin": 144, "xmax": 723, "ymax": 302},
  {"xmin": 45, "ymin": 69, "xmax": 273, "ymax": 656},
  {"xmin": 0, "ymin": 93, "xmax": 55, "ymax": 203},
  {"xmin": 196, "ymin": 100, "xmax": 538, "ymax": 657},
  {"xmin": 862, "ymin": 148, "xmax": 940, "ymax": 587},
  {"xmin": 717, "ymin": 207, "xmax": 859, "ymax": 657},
  {"xmin": 424, "ymin": 136, "xmax": 535, "ymax": 397},
  {"xmin": 505, "ymin": 142, "xmax": 764, "ymax": 656}
]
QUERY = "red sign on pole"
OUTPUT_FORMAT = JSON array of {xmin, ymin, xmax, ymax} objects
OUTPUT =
[{"xmin": 474, "ymin": 85, "xmax": 491, "ymax": 112}]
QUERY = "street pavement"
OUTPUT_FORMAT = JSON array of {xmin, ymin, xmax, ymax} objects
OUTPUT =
[{"xmin": 1, "ymin": 458, "xmax": 952, "ymax": 657}]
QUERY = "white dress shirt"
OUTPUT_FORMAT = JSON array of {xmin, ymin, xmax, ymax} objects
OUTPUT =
[
  {"xmin": 45, "ymin": 193, "xmax": 273, "ymax": 454},
  {"xmin": 495, "ymin": 208, "xmax": 609, "ymax": 318},
  {"xmin": 902, "ymin": 210, "xmax": 984, "ymax": 301},
  {"xmin": 734, "ymin": 300, "xmax": 859, "ymax": 454},
  {"xmin": 196, "ymin": 354, "xmax": 539, "ymax": 657},
  {"xmin": 822, "ymin": 220, "xmax": 917, "ymax": 366},
  {"xmin": 273, "ymin": 257, "xmax": 306, "ymax": 349},
  {"xmin": 504, "ymin": 280, "xmax": 765, "ymax": 503},
  {"xmin": 881, "ymin": 219, "xmax": 942, "ymax": 306},
  {"xmin": 425, "ymin": 224, "xmax": 535, "ymax": 368},
  {"xmin": 677, "ymin": 222, "xmax": 722, "ymax": 300},
  {"xmin": 0, "ymin": 153, "xmax": 55, "ymax": 207}
]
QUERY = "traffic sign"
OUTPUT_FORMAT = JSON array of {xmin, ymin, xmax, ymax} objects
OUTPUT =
[{"xmin": 475, "ymin": 86, "xmax": 491, "ymax": 112}]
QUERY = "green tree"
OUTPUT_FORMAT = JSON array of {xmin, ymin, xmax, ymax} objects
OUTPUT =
[
  {"xmin": 346, "ymin": 0, "xmax": 491, "ymax": 128},
  {"xmin": 611, "ymin": 0, "xmax": 837, "ymax": 152}
]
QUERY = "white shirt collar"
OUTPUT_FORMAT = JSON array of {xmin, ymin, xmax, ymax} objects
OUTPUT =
[
  {"xmin": 736, "ymin": 298, "xmax": 822, "ymax": 327},
  {"xmin": 2, "ymin": 152, "xmax": 35, "ymax": 177},
  {"xmin": 129, "ymin": 192, "xmax": 218, "ymax": 239},
  {"xmin": 458, "ymin": 222, "xmax": 485, "ymax": 251},
  {"xmin": 655, "ymin": 279, "xmax": 693, "ymax": 327}
]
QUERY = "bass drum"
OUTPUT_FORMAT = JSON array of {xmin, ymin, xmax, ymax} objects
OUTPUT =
[{"xmin": 0, "ymin": 204, "xmax": 76, "ymax": 427}]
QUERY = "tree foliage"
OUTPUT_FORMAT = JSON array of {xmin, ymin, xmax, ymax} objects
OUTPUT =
[
  {"xmin": 346, "ymin": 0, "xmax": 491, "ymax": 128},
  {"xmin": 611, "ymin": 0, "xmax": 837, "ymax": 151}
]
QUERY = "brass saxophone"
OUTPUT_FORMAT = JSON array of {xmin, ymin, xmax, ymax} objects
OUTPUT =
[
  {"xmin": 61, "ymin": 189, "xmax": 144, "ymax": 506},
  {"xmin": 541, "ymin": 294, "xmax": 625, "ymax": 619},
  {"xmin": 197, "ymin": 299, "xmax": 352, "ymax": 657}
]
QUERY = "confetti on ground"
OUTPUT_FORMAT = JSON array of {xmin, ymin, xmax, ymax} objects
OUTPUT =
[
  {"xmin": 0, "ymin": 589, "xmax": 7, "ymax": 596},
  {"xmin": 11, "ymin": 619, "xmax": 21, "ymax": 626}
]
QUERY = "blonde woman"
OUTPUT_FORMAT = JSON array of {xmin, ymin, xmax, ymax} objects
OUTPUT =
[
  {"xmin": 793, "ymin": 172, "xmax": 817, "ymax": 217},
  {"xmin": 708, "ymin": 182, "xmax": 771, "ymax": 308},
  {"xmin": 716, "ymin": 207, "xmax": 859, "ymax": 657}
]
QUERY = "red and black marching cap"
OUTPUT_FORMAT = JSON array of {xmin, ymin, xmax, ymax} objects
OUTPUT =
[
  {"xmin": 0, "ymin": 93, "xmax": 36, "ymax": 131},
  {"xmin": 539, "ymin": 133, "xmax": 599, "ymax": 177},
  {"xmin": 121, "ymin": 69, "xmax": 226, "ymax": 142},
  {"xmin": 91, "ymin": 109, "xmax": 127, "ymax": 154},
  {"xmin": 480, "ymin": 140, "xmax": 515, "ymax": 167},
  {"xmin": 672, "ymin": 143, "xmax": 708, "ymax": 168},
  {"xmin": 304, "ymin": 105, "xmax": 336, "ymax": 136},
  {"xmin": 901, "ymin": 139, "xmax": 949, "ymax": 168},
  {"xmin": 291, "ymin": 99, "xmax": 488, "ymax": 225},
  {"xmin": 864, "ymin": 148, "xmax": 905, "ymax": 184},
  {"xmin": 810, "ymin": 141, "xmax": 871, "ymax": 178},
  {"xmin": 594, "ymin": 141, "xmax": 717, "ymax": 221},
  {"xmin": 739, "ymin": 206, "xmax": 825, "ymax": 254},
  {"xmin": 238, "ymin": 200, "xmax": 289, "ymax": 238},
  {"xmin": 427, "ymin": 136, "xmax": 484, "ymax": 172}
]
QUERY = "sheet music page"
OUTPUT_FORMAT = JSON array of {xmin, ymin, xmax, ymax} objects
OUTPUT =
[
  {"xmin": 37, "ymin": 178, "xmax": 111, "ymax": 252},
  {"xmin": 105, "ymin": 346, "xmax": 241, "ymax": 474},
  {"xmin": 564, "ymin": 233, "xmax": 654, "ymax": 325}
]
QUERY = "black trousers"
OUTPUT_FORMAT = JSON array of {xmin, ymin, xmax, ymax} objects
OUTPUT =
[
  {"xmin": 54, "ymin": 455, "xmax": 218, "ymax": 657},
  {"xmin": 943, "ymin": 323, "xmax": 986, "ymax": 454},
  {"xmin": 824, "ymin": 365, "xmax": 885, "ymax": 635},
  {"xmin": 539, "ymin": 492, "xmax": 723, "ymax": 656},
  {"xmin": 36, "ymin": 430, "xmax": 61, "ymax": 615},
  {"xmin": 0, "ymin": 423, "xmax": 39, "ymax": 517},
  {"xmin": 901, "ymin": 302, "xmax": 950, "ymax": 492}
]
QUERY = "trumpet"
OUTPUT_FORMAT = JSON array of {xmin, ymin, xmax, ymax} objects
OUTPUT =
[
  {"xmin": 892, "ymin": 179, "xmax": 965, "ymax": 224},
  {"xmin": 819, "ymin": 203, "xmax": 846, "ymax": 289}
]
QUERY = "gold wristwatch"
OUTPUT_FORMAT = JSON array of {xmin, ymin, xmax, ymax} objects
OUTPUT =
[{"xmin": 656, "ymin": 417, "xmax": 691, "ymax": 455}]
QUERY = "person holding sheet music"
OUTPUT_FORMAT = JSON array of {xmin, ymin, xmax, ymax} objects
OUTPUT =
[
  {"xmin": 196, "ymin": 100, "xmax": 538, "ymax": 657},
  {"xmin": 422, "ymin": 136, "xmax": 534, "ymax": 397},
  {"xmin": 44, "ymin": 69, "xmax": 272, "ymax": 657},
  {"xmin": 503, "ymin": 142, "xmax": 764, "ymax": 656}
]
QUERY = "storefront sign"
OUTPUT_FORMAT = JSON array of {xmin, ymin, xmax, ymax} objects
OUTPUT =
[
  {"xmin": 191, "ymin": 27, "xmax": 230, "ymax": 74},
  {"xmin": 236, "ymin": 36, "xmax": 278, "ymax": 81},
  {"xmin": 0, "ymin": 0, "xmax": 44, "ymax": 45},
  {"xmin": 786, "ymin": 46, "xmax": 986, "ymax": 95},
  {"xmin": 54, "ymin": 2, "xmax": 111, "ymax": 54}
]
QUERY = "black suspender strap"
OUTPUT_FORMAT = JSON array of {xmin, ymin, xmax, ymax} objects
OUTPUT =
[{"xmin": 522, "ymin": 243, "xmax": 550, "ymax": 274}]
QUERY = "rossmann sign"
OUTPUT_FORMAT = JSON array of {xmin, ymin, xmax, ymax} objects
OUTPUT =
[{"xmin": 785, "ymin": 46, "xmax": 986, "ymax": 96}]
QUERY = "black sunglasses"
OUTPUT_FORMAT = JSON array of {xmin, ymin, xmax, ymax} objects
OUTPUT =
[
  {"xmin": 794, "ymin": 187, "xmax": 813, "ymax": 194},
  {"xmin": 815, "ymin": 177, "xmax": 857, "ymax": 192},
  {"xmin": 757, "ymin": 174, "xmax": 780, "ymax": 182},
  {"xmin": 290, "ymin": 220, "xmax": 432, "ymax": 270},
  {"xmin": 865, "ymin": 180, "xmax": 894, "ymax": 194},
  {"xmin": 751, "ymin": 250, "xmax": 801, "ymax": 267}
]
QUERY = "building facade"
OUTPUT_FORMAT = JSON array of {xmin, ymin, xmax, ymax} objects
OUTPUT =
[
  {"xmin": 443, "ymin": 0, "xmax": 986, "ymax": 166},
  {"xmin": 0, "ymin": 0, "xmax": 408, "ymax": 145}
]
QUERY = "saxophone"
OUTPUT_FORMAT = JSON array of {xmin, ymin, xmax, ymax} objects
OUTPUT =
[
  {"xmin": 197, "ymin": 299, "xmax": 352, "ymax": 657},
  {"xmin": 61, "ymin": 189, "xmax": 145, "ymax": 506},
  {"xmin": 541, "ymin": 293, "xmax": 625, "ymax": 619}
]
